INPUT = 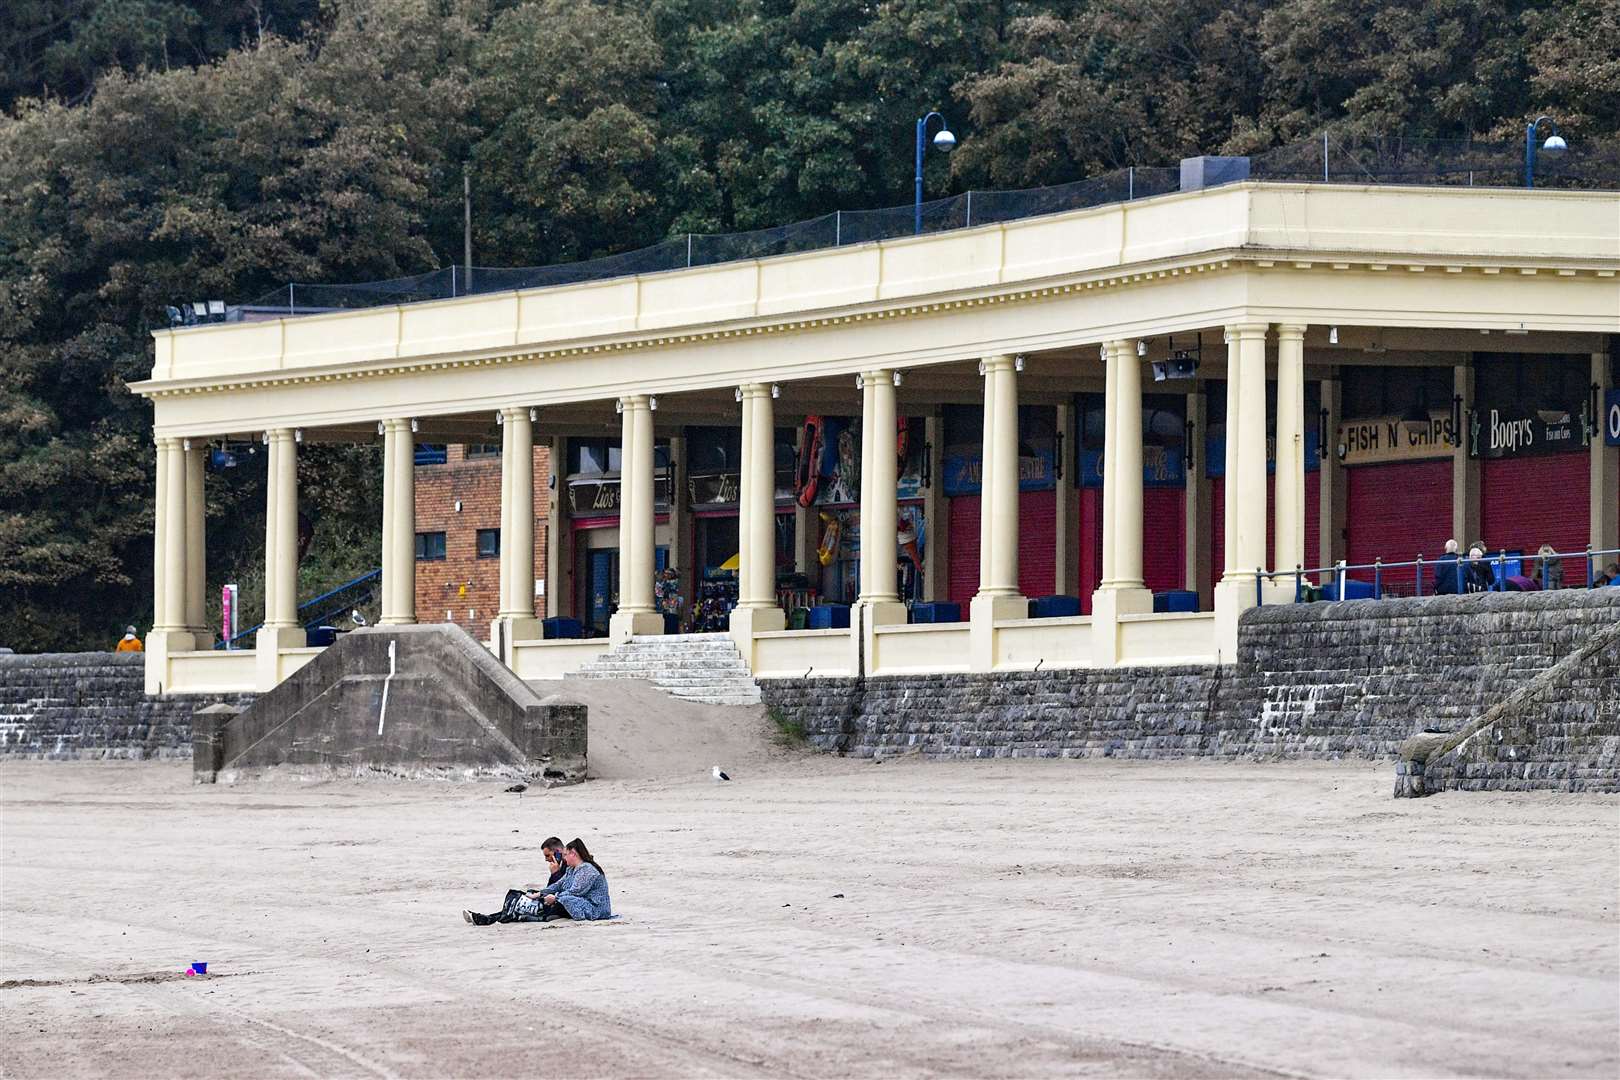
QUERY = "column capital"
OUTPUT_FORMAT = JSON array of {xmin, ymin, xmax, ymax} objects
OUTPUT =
[
  {"xmin": 1224, "ymin": 321, "xmax": 1272, "ymax": 341},
  {"xmin": 1104, "ymin": 339, "xmax": 1139, "ymax": 359},
  {"xmin": 497, "ymin": 406, "xmax": 533, "ymax": 423},
  {"xmin": 1275, "ymin": 324, "xmax": 1308, "ymax": 341},
  {"xmin": 979, "ymin": 354, "xmax": 1017, "ymax": 374},
  {"xmin": 263, "ymin": 427, "xmax": 296, "ymax": 444},
  {"xmin": 617, "ymin": 394, "xmax": 651, "ymax": 411},
  {"xmin": 154, "ymin": 434, "xmax": 181, "ymax": 450},
  {"xmin": 738, "ymin": 382, "xmax": 773, "ymax": 401}
]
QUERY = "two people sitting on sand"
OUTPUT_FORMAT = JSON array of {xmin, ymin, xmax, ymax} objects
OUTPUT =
[{"xmin": 463, "ymin": 836, "xmax": 611, "ymax": 925}]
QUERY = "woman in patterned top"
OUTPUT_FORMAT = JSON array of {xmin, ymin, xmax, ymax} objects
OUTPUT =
[{"xmin": 463, "ymin": 838, "xmax": 612, "ymax": 925}]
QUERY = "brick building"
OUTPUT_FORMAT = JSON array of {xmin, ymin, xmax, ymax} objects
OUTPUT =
[{"xmin": 414, "ymin": 444, "xmax": 549, "ymax": 636}]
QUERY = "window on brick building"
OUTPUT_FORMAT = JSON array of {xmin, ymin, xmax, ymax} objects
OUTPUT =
[
  {"xmin": 476, "ymin": 529, "xmax": 500, "ymax": 558},
  {"xmin": 466, "ymin": 444, "xmax": 501, "ymax": 459},
  {"xmin": 415, "ymin": 532, "xmax": 447, "ymax": 560}
]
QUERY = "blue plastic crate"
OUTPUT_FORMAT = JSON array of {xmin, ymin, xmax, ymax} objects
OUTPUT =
[
  {"xmin": 1029, "ymin": 595, "xmax": 1082, "ymax": 618},
  {"xmin": 1153, "ymin": 590, "xmax": 1199, "ymax": 613},
  {"xmin": 807, "ymin": 604, "xmax": 851, "ymax": 630},
  {"xmin": 541, "ymin": 617, "xmax": 583, "ymax": 640},
  {"xmin": 1321, "ymin": 579, "xmax": 1379, "ymax": 602},
  {"xmin": 910, "ymin": 601, "xmax": 962, "ymax": 624}
]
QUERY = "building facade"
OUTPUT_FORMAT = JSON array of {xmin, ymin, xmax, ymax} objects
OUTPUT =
[{"xmin": 133, "ymin": 181, "xmax": 1620, "ymax": 694}]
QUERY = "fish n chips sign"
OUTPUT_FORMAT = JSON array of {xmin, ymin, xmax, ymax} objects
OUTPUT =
[{"xmin": 1338, "ymin": 414, "xmax": 1455, "ymax": 465}]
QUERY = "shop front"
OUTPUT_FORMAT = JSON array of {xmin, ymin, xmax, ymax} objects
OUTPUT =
[
  {"xmin": 1473, "ymin": 354, "xmax": 1594, "ymax": 583},
  {"xmin": 1078, "ymin": 393, "xmax": 1189, "ymax": 608},
  {"xmin": 566, "ymin": 436, "xmax": 673, "ymax": 635},
  {"xmin": 942, "ymin": 404, "xmax": 1056, "ymax": 606}
]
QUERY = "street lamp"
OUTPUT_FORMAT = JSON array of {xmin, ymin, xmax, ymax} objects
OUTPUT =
[
  {"xmin": 914, "ymin": 111, "xmax": 956, "ymax": 234},
  {"xmin": 1524, "ymin": 115, "xmax": 1567, "ymax": 188}
]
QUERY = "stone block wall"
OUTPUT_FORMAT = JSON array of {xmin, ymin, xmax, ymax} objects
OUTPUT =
[
  {"xmin": 0, "ymin": 653, "xmax": 252, "ymax": 760},
  {"xmin": 762, "ymin": 591, "xmax": 1620, "ymax": 780}
]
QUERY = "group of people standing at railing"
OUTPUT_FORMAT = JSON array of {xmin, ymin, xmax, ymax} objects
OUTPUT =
[{"xmin": 1431, "ymin": 539, "xmax": 1620, "ymax": 594}]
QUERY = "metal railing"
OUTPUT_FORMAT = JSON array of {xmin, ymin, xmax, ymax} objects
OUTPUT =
[
  {"xmin": 1255, "ymin": 546, "xmax": 1620, "ymax": 606},
  {"xmin": 232, "ymin": 132, "xmax": 1618, "ymax": 319},
  {"xmin": 215, "ymin": 567, "xmax": 381, "ymax": 649}
]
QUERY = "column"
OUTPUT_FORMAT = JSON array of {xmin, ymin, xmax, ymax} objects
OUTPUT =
[
  {"xmin": 144, "ymin": 437, "xmax": 193, "ymax": 693},
  {"xmin": 184, "ymin": 441, "xmax": 207, "ymax": 641},
  {"xmin": 969, "ymin": 355, "xmax": 1026, "ymax": 670},
  {"xmin": 1593, "ymin": 351, "xmax": 1619, "ymax": 558},
  {"xmin": 1274, "ymin": 325, "xmax": 1307, "ymax": 575},
  {"xmin": 1092, "ymin": 340, "xmax": 1154, "ymax": 665},
  {"xmin": 1100, "ymin": 344, "xmax": 1117, "ymax": 587},
  {"xmin": 151, "ymin": 436, "xmax": 169, "ymax": 635},
  {"xmin": 379, "ymin": 418, "xmax": 417, "ymax": 626},
  {"xmin": 858, "ymin": 371, "xmax": 900, "ymax": 605},
  {"xmin": 610, "ymin": 396, "xmax": 663, "ymax": 641},
  {"xmin": 1213, "ymin": 323, "xmax": 1270, "ymax": 659},
  {"xmin": 985, "ymin": 356, "xmax": 1021, "ymax": 596},
  {"xmin": 729, "ymin": 385, "xmax": 787, "ymax": 650},
  {"xmin": 256, "ymin": 428, "xmax": 304, "ymax": 689},
  {"xmin": 492, "ymin": 408, "xmax": 537, "ymax": 646}
]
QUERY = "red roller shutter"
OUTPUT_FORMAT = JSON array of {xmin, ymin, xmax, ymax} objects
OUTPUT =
[
  {"xmin": 947, "ymin": 495, "xmax": 980, "ymax": 604},
  {"xmin": 1077, "ymin": 488, "xmax": 1103, "ymax": 611},
  {"xmin": 1304, "ymin": 470, "xmax": 1321, "ymax": 572},
  {"xmin": 1143, "ymin": 487, "xmax": 1185, "ymax": 593},
  {"xmin": 1481, "ymin": 453, "xmax": 1588, "ymax": 575},
  {"xmin": 1211, "ymin": 477, "xmax": 1224, "ymax": 594},
  {"xmin": 946, "ymin": 490, "xmax": 1059, "ymax": 603},
  {"xmin": 1018, "ymin": 489, "xmax": 1056, "ymax": 598},
  {"xmin": 1345, "ymin": 460, "xmax": 1452, "ymax": 594}
]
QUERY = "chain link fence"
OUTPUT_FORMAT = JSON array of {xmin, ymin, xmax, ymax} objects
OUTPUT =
[{"xmin": 239, "ymin": 134, "xmax": 1616, "ymax": 318}]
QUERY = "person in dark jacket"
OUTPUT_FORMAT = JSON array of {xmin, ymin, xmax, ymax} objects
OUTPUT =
[
  {"xmin": 1463, "ymin": 543, "xmax": 1495, "ymax": 593},
  {"xmin": 1433, "ymin": 539, "xmax": 1463, "ymax": 594}
]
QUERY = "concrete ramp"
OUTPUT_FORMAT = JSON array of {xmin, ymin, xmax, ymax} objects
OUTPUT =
[{"xmin": 194, "ymin": 625, "xmax": 585, "ymax": 784}]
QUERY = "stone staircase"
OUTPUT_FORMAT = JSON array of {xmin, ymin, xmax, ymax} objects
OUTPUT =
[{"xmin": 573, "ymin": 634, "xmax": 762, "ymax": 706}]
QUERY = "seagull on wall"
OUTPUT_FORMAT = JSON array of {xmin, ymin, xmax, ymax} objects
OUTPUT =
[{"xmin": 712, "ymin": 764, "xmax": 731, "ymax": 783}]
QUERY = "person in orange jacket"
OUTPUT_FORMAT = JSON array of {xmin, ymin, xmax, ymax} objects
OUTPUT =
[{"xmin": 115, "ymin": 626, "xmax": 143, "ymax": 652}]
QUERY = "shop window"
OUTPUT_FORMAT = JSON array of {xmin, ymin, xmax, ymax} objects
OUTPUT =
[
  {"xmin": 414, "ymin": 444, "xmax": 447, "ymax": 466},
  {"xmin": 476, "ymin": 529, "xmax": 500, "ymax": 559},
  {"xmin": 1474, "ymin": 354, "xmax": 1589, "ymax": 417},
  {"xmin": 415, "ymin": 532, "xmax": 447, "ymax": 561},
  {"xmin": 568, "ymin": 438, "xmax": 622, "ymax": 476},
  {"xmin": 465, "ymin": 444, "xmax": 501, "ymax": 459},
  {"xmin": 688, "ymin": 427, "xmax": 741, "ymax": 474}
]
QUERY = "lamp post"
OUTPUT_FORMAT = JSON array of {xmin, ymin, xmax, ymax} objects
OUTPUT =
[
  {"xmin": 914, "ymin": 111, "xmax": 956, "ymax": 234},
  {"xmin": 1524, "ymin": 115, "xmax": 1568, "ymax": 188}
]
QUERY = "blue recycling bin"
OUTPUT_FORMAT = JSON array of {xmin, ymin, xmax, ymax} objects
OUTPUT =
[
  {"xmin": 1153, "ymin": 590, "xmax": 1199, "ymax": 613},
  {"xmin": 541, "ymin": 617, "xmax": 583, "ymax": 640},
  {"xmin": 910, "ymin": 601, "xmax": 962, "ymax": 624},
  {"xmin": 1029, "ymin": 595, "xmax": 1082, "ymax": 618},
  {"xmin": 807, "ymin": 604, "xmax": 851, "ymax": 630}
]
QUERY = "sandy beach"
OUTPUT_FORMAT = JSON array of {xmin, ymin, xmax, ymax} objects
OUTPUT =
[{"xmin": 2, "ymin": 754, "xmax": 1616, "ymax": 1079}]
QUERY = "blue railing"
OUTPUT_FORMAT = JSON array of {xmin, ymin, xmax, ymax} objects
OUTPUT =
[
  {"xmin": 1256, "ymin": 546, "xmax": 1620, "ymax": 606},
  {"xmin": 216, "ymin": 567, "xmax": 382, "ymax": 649}
]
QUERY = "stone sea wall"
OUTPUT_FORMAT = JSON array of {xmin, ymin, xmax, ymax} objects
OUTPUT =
[
  {"xmin": 0, "ymin": 653, "xmax": 251, "ymax": 760},
  {"xmin": 762, "ymin": 591, "xmax": 1620, "ymax": 789}
]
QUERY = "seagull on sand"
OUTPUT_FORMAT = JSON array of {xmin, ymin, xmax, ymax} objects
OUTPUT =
[{"xmin": 712, "ymin": 764, "xmax": 731, "ymax": 783}]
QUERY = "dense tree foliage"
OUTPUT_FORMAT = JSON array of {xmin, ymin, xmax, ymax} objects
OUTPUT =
[{"xmin": 2, "ymin": 0, "xmax": 1616, "ymax": 649}]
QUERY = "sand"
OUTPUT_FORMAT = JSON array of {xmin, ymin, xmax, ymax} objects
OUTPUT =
[{"xmin": 2, "ymin": 751, "xmax": 1617, "ymax": 1078}]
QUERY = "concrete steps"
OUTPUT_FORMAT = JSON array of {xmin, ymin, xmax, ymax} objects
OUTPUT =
[{"xmin": 573, "ymin": 634, "xmax": 762, "ymax": 706}]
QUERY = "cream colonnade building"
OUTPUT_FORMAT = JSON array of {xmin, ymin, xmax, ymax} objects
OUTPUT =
[{"xmin": 132, "ymin": 183, "xmax": 1620, "ymax": 695}]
